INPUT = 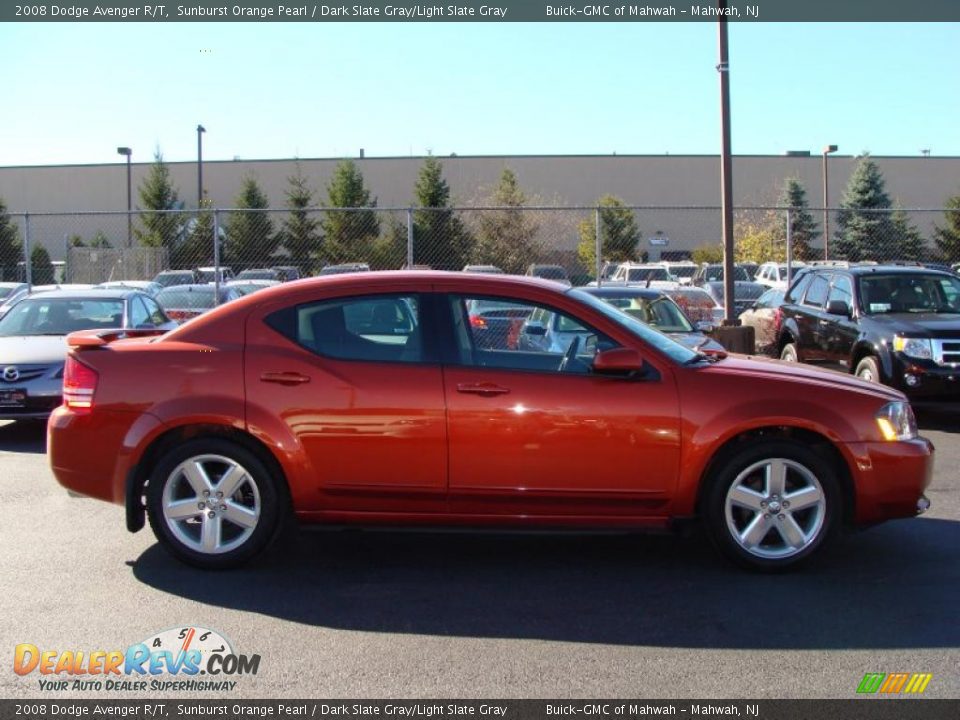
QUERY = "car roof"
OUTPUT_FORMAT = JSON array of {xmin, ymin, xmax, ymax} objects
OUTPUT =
[
  {"xmin": 819, "ymin": 265, "xmax": 956, "ymax": 277},
  {"xmin": 157, "ymin": 283, "xmax": 220, "ymax": 291},
  {"xmin": 582, "ymin": 286, "xmax": 663, "ymax": 299},
  {"xmin": 20, "ymin": 289, "xmax": 137, "ymax": 300}
]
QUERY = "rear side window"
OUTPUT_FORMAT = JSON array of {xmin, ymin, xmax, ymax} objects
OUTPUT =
[
  {"xmin": 803, "ymin": 275, "xmax": 830, "ymax": 308},
  {"xmin": 265, "ymin": 294, "xmax": 426, "ymax": 364},
  {"xmin": 785, "ymin": 273, "xmax": 812, "ymax": 303}
]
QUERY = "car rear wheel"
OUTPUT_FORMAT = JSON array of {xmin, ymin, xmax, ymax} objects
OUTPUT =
[
  {"xmin": 146, "ymin": 438, "xmax": 283, "ymax": 569},
  {"xmin": 704, "ymin": 440, "xmax": 839, "ymax": 571},
  {"xmin": 779, "ymin": 342, "xmax": 798, "ymax": 362},
  {"xmin": 855, "ymin": 356, "xmax": 881, "ymax": 383}
]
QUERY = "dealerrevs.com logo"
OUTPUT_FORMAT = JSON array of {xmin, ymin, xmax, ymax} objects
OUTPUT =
[
  {"xmin": 13, "ymin": 626, "xmax": 260, "ymax": 692},
  {"xmin": 857, "ymin": 673, "xmax": 933, "ymax": 695}
]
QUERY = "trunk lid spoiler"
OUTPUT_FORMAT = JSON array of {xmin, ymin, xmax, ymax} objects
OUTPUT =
[{"xmin": 66, "ymin": 328, "xmax": 168, "ymax": 349}]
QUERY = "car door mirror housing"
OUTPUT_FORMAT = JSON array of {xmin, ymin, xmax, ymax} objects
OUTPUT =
[
  {"xmin": 826, "ymin": 300, "xmax": 851, "ymax": 317},
  {"xmin": 593, "ymin": 347, "xmax": 645, "ymax": 374}
]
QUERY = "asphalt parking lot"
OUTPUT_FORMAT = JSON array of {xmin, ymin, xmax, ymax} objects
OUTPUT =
[{"xmin": 1, "ymin": 411, "xmax": 958, "ymax": 700}]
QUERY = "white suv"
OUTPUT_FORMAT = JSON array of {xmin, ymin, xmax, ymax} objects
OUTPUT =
[{"xmin": 755, "ymin": 262, "xmax": 804, "ymax": 290}]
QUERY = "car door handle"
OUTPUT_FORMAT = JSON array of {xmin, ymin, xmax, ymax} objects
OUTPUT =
[
  {"xmin": 456, "ymin": 382, "xmax": 510, "ymax": 397},
  {"xmin": 260, "ymin": 371, "xmax": 311, "ymax": 386}
]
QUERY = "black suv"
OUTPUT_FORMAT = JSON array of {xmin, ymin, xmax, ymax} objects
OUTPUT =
[{"xmin": 777, "ymin": 265, "xmax": 960, "ymax": 399}]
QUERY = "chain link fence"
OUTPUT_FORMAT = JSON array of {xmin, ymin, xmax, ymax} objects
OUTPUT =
[{"xmin": 2, "ymin": 206, "xmax": 957, "ymax": 298}]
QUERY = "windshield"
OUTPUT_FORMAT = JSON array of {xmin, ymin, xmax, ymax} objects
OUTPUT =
[
  {"xmin": 155, "ymin": 272, "xmax": 195, "ymax": 287},
  {"xmin": 569, "ymin": 289, "xmax": 699, "ymax": 364},
  {"xmin": 859, "ymin": 273, "xmax": 960, "ymax": 314},
  {"xmin": 670, "ymin": 266, "xmax": 697, "ymax": 278},
  {"xmin": 703, "ymin": 266, "xmax": 749, "ymax": 282},
  {"xmin": 627, "ymin": 267, "xmax": 671, "ymax": 282},
  {"xmin": 533, "ymin": 266, "xmax": 568, "ymax": 280},
  {"xmin": 237, "ymin": 270, "xmax": 276, "ymax": 280},
  {"xmin": 0, "ymin": 297, "xmax": 125, "ymax": 336}
]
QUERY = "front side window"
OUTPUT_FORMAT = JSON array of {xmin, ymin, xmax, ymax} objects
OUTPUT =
[
  {"xmin": 827, "ymin": 276, "xmax": 853, "ymax": 311},
  {"xmin": 451, "ymin": 294, "xmax": 615, "ymax": 375},
  {"xmin": 266, "ymin": 294, "xmax": 425, "ymax": 363}
]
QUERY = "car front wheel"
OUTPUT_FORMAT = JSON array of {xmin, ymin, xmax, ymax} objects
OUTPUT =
[
  {"xmin": 855, "ymin": 356, "xmax": 882, "ymax": 383},
  {"xmin": 146, "ymin": 438, "xmax": 284, "ymax": 569},
  {"xmin": 704, "ymin": 440, "xmax": 839, "ymax": 571},
  {"xmin": 779, "ymin": 342, "xmax": 798, "ymax": 362}
]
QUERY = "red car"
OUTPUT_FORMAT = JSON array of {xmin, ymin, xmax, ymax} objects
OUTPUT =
[{"xmin": 49, "ymin": 272, "xmax": 933, "ymax": 571}]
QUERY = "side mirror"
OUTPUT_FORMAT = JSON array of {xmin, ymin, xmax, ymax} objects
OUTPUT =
[
  {"xmin": 825, "ymin": 300, "xmax": 851, "ymax": 317},
  {"xmin": 523, "ymin": 323, "xmax": 547, "ymax": 336},
  {"xmin": 593, "ymin": 347, "xmax": 645, "ymax": 374}
]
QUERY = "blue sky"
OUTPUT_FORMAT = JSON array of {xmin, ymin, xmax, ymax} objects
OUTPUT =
[{"xmin": 3, "ymin": 22, "xmax": 957, "ymax": 166}]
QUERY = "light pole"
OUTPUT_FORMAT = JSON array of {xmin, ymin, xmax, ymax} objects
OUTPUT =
[
  {"xmin": 196, "ymin": 124, "xmax": 206, "ymax": 206},
  {"xmin": 717, "ymin": 3, "xmax": 735, "ymax": 326},
  {"xmin": 116, "ymin": 147, "xmax": 132, "ymax": 247},
  {"xmin": 822, "ymin": 144, "xmax": 838, "ymax": 260}
]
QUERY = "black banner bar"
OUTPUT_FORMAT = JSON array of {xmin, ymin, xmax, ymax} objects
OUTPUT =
[
  {"xmin": 2, "ymin": 700, "xmax": 960, "ymax": 720},
  {"xmin": 4, "ymin": 0, "xmax": 960, "ymax": 22}
]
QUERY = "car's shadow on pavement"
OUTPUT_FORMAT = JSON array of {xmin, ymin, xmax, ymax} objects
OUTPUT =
[
  {"xmin": 917, "ymin": 407, "xmax": 960, "ymax": 434},
  {"xmin": 131, "ymin": 516, "xmax": 958, "ymax": 650},
  {"xmin": 0, "ymin": 420, "xmax": 46, "ymax": 453}
]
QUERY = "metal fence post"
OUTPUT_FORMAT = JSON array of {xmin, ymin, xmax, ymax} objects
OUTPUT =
[
  {"xmin": 594, "ymin": 207, "xmax": 602, "ymax": 286},
  {"xmin": 785, "ymin": 209, "xmax": 793, "ymax": 288},
  {"xmin": 213, "ymin": 208, "xmax": 221, "ymax": 305},
  {"xmin": 23, "ymin": 213, "xmax": 32, "ymax": 288},
  {"xmin": 406, "ymin": 208, "xmax": 414, "ymax": 268}
]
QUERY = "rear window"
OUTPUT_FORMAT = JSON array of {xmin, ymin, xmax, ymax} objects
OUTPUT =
[{"xmin": 157, "ymin": 287, "xmax": 217, "ymax": 310}]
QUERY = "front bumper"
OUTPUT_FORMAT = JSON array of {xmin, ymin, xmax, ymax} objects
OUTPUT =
[
  {"xmin": 891, "ymin": 354, "xmax": 960, "ymax": 399},
  {"xmin": 848, "ymin": 436, "xmax": 934, "ymax": 525}
]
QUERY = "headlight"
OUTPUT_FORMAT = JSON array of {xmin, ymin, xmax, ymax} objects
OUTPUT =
[
  {"xmin": 875, "ymin": 401, "xmax": 918, "ymax": 442},
  {"xmin": 893, "ymin": 336, "xmax": 932, "ymax": 360}
]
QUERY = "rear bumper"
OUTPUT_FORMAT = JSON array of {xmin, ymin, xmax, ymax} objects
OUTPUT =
[
  {"xmin": 847, "ymin": 437, "xmax": 934, "ymax": 525},
  {"xmin": 48, "ymin": 406, "xmax": 162, "ymax": 506}
]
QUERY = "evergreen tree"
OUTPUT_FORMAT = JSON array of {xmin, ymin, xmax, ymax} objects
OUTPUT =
[
  {"xmin": 775, "ymin": 177, "xmax": 819, "ymax": 261},
  {"xmin": 473, "ymin": 168, "xmax": 541, "ymax": 274},
  {"xmin": 577, "ymin": 195, "xmax": 640, "ymax": 272},
  {"xmin": 30, "ymin": 245, "xmax": 55, "ymax": 285},
  {"xmin": 412, "ymin": 155, "xmax": 473, "ymax": 270},
  {"xmin": 225, "ymin": 176, "xmax": 276, "ymax": 269},
  {"xmin": 278, "ymin": 165, "xmax": 322, "ymax": 274},
  {"xmin": 320, "ymin": 160, "xmax": 379, "ymax": 264},
  {"xmin": 833, "ymin": 155, "xmax": 895, "ymax": 262},
  {"xmin": 135, "ymin": 150, "xmax": 183, "ymax": 251},
  {"xmin": 174, "ymin": 200, "xmax": 215, "ymax": 269},
  {"xmin": 0, "ymin": 197, "xmax": 22, "ymax": 281},
  {"xmin": 369, "ymin": 215, "xmax": 408, "ymax": 270},
  {"xmin": 934, "ymin": 193, "xmax": 960, "ymax": 263},
  {"xmin": 890, "ymin": 203, "xmax": 926, "ymax": 262}
]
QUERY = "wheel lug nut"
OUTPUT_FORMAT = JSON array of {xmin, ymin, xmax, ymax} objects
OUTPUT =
[
  {"xmin": 763, "ymin": 513, "xmax": 770, "ymax": 519},
  {"xmin": 778, "ymin": 514, "xmax": 785, "ymax": 520},
  {"xmin": 760, "ymin": 501, "xmax": 767, "ymax": 507},
  {"xmin": 198, "ymin": 502, "xmax": 205, "ymax": 509},
  {"xmin": 782, "ymin": 501, "xmax": 790, "ymax": 508},
  {"xmin": 203, "ymin": 491, "xmax": 210, "ymax": 497},
  {"xmin": 207, "ymin": 511, "xmax": 216, "ymax": 518}
]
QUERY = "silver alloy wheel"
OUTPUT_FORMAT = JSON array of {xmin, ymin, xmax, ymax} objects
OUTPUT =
[
  {"xmin": 161, "ymin": 454, "xmax": 261, "ymax": 555},
  {"xmin": 858, "ymin": 366, "xmax": 875, "ymax": 382},
  {"xmin": 724, "ymin": 457, "xmax": 826, "ymax": 560}
]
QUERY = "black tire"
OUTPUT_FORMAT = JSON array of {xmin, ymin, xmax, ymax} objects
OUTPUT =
[
  {"xmin": 779, "ymin": 342, "xmax": 799, "ymax": 362},
  {"xmin": 703, "ymin": 440, "xmax": 840, "ymax": 572},
  {"xmin": 855, "ymin": 355, "xmax": 882, "ymax": 384},
  {"xmin": 146, "ymin": 437, "xmax": 285, "ymax": 569}
]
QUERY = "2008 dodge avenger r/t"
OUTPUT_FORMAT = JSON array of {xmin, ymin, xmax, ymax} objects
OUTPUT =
[{"xmin": 48, "ymin": 272, "xmax": 934, "ymax": 571}]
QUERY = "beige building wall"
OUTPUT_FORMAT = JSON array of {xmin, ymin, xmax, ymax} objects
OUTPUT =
[{"xmin": 1, "ymin": 154, "xmax": 957, "ymax": 260}]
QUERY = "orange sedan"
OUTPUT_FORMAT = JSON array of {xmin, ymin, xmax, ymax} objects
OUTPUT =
[{"xmin": 48, "ymin": 272, "xmax": 933, "ymax": 571}]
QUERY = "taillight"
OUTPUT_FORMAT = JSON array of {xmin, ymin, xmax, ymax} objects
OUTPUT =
[
  {"xmin": 469, "ymin": 315, "xmax": 487, "ymax": 329},
  {"xmin": 773, "ymin": 307, "xmax": 783, "ymax": 332},
  {"xmin": 63, "ymin": 355, "xmax": 98, "ymax": 412}
]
